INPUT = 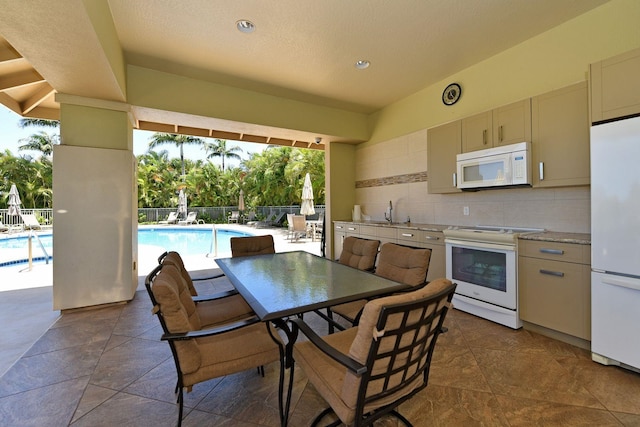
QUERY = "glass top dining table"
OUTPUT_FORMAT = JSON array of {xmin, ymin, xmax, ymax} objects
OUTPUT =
[
  {"xmin": 216, "ymin": 250, "xmax": 411, "ymax": 426},
  {"xmin": 215, "ymin": 250, "xmax": 410, "ymax": 321}
]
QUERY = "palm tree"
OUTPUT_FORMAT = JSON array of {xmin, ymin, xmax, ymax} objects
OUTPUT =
[
  {"xmin": 19, "ymin": 118, "xmax": 59, "ymax": 128},
  {"xmin": 148, "ymin": 133, "xmax": 206, "ymax": 179},
  {"xmin": 204, "ymin": 139, "xmax": 243, "ymax": 172},
  {"xmin": 18, "ymin": 131, "xmax": 59, "ymax": 157}
]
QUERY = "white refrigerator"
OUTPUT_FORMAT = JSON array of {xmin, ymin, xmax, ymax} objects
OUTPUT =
[{"xmin": 591, "ymin": 115, "xmax": 640, "ymax": 371}]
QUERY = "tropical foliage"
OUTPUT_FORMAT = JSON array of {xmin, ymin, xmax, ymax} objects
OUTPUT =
[
  {"xmin": 137, "ymin": 145, "xmax": 325, "ymax": 209},
  {"xmin": 2, "ymin": 141, "xmax": 324, "ymax": 212},
  {"xmin": 0, "ymin": 149, "xmax": 53, "ymax": 209}
]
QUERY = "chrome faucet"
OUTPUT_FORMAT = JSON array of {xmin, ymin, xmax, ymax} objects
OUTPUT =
[{"xmin": 384, "ymin": 200, "xmax": 393, "ymax": 224}]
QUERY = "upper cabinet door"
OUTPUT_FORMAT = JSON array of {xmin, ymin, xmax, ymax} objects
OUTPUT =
[
  {"xmin": 427, "ymin": 120, "xmax": 461, "ymax": 194},
  {"xmin": 532, "ymin": 82, "xmax": 590, "ymax": 188},
  {"xmin": 493, "ymin": 99, "xmax": 532, "ymax": 147},
  {"xmin": 461, "ymin": 99, "xmax": 531, "ymax": 153},
  {"xmin": 591, "ymin": 47, "xmax": 640, "ymax": 123},
  {"xmin": 462, "ymin": 111, "xmax": 492, "ymax": 152}
]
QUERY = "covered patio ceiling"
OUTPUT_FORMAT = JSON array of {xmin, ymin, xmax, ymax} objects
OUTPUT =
[{"xmin": 0, "ymin": 0, "xmax": 609, "ymax": 150}]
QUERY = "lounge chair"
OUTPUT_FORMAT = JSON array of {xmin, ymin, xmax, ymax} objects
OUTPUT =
[
  {"xmin": 158, "ymin": 211, "xmax": 178, "ymax": 224},
  {"xmin": 178, "ymin": 211, "xmax": 198, "ymax": 225},
  {"xmin": 228, "ymin": 210, "xmax": 240, "ymax": 223},
  {"xmin": 21, "ymin": 214, "xmax": 45, "ymax": 230},
  {"xmin": 254, "ymin": 212, "xmax": 277, "ymax": 228},
  {"xmin": 0, "ymin": 220, "xmax": 8, "ymax": 232}
]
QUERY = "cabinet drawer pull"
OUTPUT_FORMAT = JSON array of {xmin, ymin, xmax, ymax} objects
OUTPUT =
[
  {"xmin": 401, "ymin": 233, "xmax": 414, "ymax": 237},
  {"xmin": 539, "ymin": 269, "xmax": 564, "ymax": 277},
  {"xmin": 347, "ymin": 227, "xmax": 356, "ymax": 231},
  {"xmin": 483, "ymin": 129, "xmax": 487, "ymax": 145},
  {"xmin": 539, "ymin": 248, "xmax": 564, "ymax": 255},
  {"xmin": 499, "ymin": 125, "xmax": 503, "ymax": 142},
  {"xmin": 452, "ymin": 172, "xmax": 457, "ymax": 187},
  {"xmin": 539, "ymin": 162, "xmax": 544, "ymax": 181},
  {"xmin": 336, "ymin": 226, "xmax": 343, "ymax": 229},
  {"xmin": 425, "ymin": 236, "xmax": 440, "ymax": 240}
]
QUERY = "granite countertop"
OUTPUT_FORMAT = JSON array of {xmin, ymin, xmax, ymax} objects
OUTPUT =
[
  {"xmin": 337, "ymin": 220, "xmax": 449, "ymax": 232},
  {"xmin": 518, "ymin": 231, "xmax": 591, "ymax": 245},
  {"xmin": 334, "ymin": 220, "xmax": 591, "ymax": 244}
]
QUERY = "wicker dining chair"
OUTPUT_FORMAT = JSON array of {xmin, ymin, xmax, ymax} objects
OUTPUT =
[{"xmin": 292, "ymin": 278, "xmax": 456, "ymax": 426}]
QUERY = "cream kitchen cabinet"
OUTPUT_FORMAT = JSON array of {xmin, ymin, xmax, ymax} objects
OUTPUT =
[
  {"xmin": 461, "ymin": 111, "xmax": 493, "ymax": 152},
  {"xmin": 427, "ymin": 120, "xmax": 461, "ymax": 194},
  {"xmin": 462, "ymin": 99, "xmax": 532, "ymax": 153},
  {"xmin": 591, "ymin": 47, "xmax": 640, "ymax": 123},
  {"xmin": 531, "ymin": 82, "xmax": 590, "ymax": 187},
  {"xmin": 333, "ymin": 222, "xmax": 348, "ymax": 259},
  {"xmin": 396, "ymin": 229, "xmax": 446, "ymax": 282},
  {"xmin": 518, "ymin": 239, "xmax": 591, "ymax": 340}
]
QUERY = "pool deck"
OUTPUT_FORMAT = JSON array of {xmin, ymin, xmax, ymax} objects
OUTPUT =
[{"xmin": 0, "ymin": 224, "xmax": 324, "ymax": 377}]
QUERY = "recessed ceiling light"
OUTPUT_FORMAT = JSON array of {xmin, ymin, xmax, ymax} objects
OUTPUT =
[
  {"xmin": 355, "ymin": 60, "xmax": 370, "ymax": 70},
  {"xmin": 236, "ymin": 20, "xmax": 255, "ymax": 34}
]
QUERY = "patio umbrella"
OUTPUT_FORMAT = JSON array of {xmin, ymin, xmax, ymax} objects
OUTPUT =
[
  {"xmin": 177, "ymin": 189, "xmax": 187, "ymax": 219},
  {"xmin": 300, "ymin": 173, "xmax": 315, "ymax": 216},
  {"xmin": 7, "ymin": 184, "xmax": 22, "ymax": 216},
  {"xmin": 238, "ymin": 189, "xmax": 245, "ymax": 212}
]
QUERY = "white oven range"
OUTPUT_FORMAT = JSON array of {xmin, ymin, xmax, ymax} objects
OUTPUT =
[{"xmin": 443, "ymin": 225, "xmax": 543, "ymax": 329}]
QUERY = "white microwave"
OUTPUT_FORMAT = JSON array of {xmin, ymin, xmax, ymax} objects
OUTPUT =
[{"xmin": 456, "ymin": 142, "xmax": 532, "ymax": 190}]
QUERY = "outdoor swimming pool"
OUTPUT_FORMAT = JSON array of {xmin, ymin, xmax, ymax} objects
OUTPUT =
[{"xmin": 0, "ymin": 227, "xmax": 253, "ymax": 267}]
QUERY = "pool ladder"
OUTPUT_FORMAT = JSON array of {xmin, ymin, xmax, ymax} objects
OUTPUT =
[
  {"xmin": 23, "ymin": 230, "xmax": 51, "ymax": 271},
  {"xmin": 207, "ymin": 225, "xmax": 219, "ymax": 258}
]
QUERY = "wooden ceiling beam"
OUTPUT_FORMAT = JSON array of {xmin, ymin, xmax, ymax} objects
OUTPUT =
[
  {"xmin": 21, "ymin": 82, "xmax": 55, "ymax": 114},
  {"xmin": 0, "ymin": 68, "xmax": 44, "ymax": 91}
]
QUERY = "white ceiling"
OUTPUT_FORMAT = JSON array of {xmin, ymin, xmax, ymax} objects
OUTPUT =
[{"xmin": 0, "ymin": 0, "xmax": 609, "ymax": 144}]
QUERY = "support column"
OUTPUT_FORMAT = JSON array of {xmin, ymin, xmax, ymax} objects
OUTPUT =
[
  {"xmin": 52, "ymin": 101, "xmax": 137, "ymax": 310},
  {"xmin": 326, "ymin": 142, "xmax": 356, "ymax": 259}
]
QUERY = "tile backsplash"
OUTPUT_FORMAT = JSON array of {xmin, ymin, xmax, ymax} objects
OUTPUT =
[{"xmin": 355, "ymin": 129, "xmax": 590, "ymax": 233}]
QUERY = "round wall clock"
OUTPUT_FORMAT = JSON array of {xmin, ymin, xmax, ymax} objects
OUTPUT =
[{"xmin": 442, "ymin": 83, "xmax": 461, "ymax": 106}]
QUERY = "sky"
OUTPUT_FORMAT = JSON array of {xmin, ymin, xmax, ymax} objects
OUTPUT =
[{"xmin": 0, "ymin": 108, "xmax": 265, "ymax": 168}]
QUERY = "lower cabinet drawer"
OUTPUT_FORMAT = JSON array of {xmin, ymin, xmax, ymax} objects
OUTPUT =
[{"xmin": 519, "ymin": 257, "xmax": 590, "ymax": 340}]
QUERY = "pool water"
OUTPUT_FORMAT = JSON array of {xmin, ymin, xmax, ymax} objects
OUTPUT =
[{"xmin": 0, "ymin": 227, "xmax": 252, "ymax": 267}]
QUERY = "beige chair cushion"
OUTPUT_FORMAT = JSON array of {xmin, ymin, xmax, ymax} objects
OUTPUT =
[
  {"xmin": 162, "ymin": 251, "xmax": 198, "ymax": 295},
  {"xmin": 332, "ymin": 243, "xmax": 431, "ymax": 323},
  {"xmin": 293, "ymin": 328, "xmax": 359, "ymax": 424},
  {"xmin": 151, "ymin": 264, "xmax": 203, "ymax": 373},
  {"xmin": 230, "ymin": 235, "xmax": 275, "ymax": 257},
  {"xmin": 183, "ymin": 322, "xmax": 281, "ymax": 387},
  {"xmin": 339, "ymin": 237, "xmax": 380, "ymax": 271},
  {"xmin": 375, "ymin": 243, "xmax": 431, "ymax": 287},
  {"xmin": 162, "ymin": 251, "xmax": 254, "ymax": 325}
]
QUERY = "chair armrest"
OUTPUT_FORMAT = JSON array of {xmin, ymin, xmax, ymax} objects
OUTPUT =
[
  {"xmin": 162, "ymin": 315, "xmax": 261, "ymax": 341},
  {"xmin": 192, "ymin": 289, "xmax": 239, "ymax": 303},
  {"xmin": 291, "ymin": 318, "xmax": 366, "ymax": 375}
]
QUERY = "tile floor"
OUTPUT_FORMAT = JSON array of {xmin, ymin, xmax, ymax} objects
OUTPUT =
[{"xmin": 2, "ymin": 231, "xmax": 640, "ymax": 426}]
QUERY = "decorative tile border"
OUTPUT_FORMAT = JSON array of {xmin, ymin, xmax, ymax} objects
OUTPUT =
[{"xmin": 356, "ymin": 171, "xmax": 428, "ymax": 188}]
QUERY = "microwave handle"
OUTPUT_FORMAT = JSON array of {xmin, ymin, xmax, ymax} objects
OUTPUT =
[{"xmin": 539, "ymin": 162, "xmax": 544, "ymax": 180}]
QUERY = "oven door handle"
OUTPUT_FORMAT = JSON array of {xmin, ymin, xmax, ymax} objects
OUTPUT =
[{"xmin": 445, "ymin": 238, "xmax": 516, "ymax": 251}]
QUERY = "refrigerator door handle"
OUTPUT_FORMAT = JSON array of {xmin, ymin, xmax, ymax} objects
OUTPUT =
[{"xmin": 602, "ymin": 276, "xmax": 640, "ymax": 292}]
